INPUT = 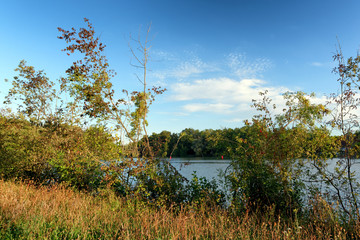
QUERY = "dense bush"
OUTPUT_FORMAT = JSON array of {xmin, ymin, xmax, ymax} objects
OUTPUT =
[
  {"xmin": 0, "ymin": 113, "xmax": 226, "ymax": 208},
  {"xmin": 185, "ymin": 172, "xmax": 226, "ymax": 207},
  {"xmin": 225, "ymin": 92, "xmax": 330, "ymax": 217},
  {"xmin": 0, "ymin": 115, "xmax": 52, "ymax": 181},
  {"xmin": 0, "ymin": 114, "xmax": 120, "ymax": 192},
  {"xmin": 228, "ymin": 159, "xmax": 303, "ymax": 215},
  {"xmin": 134, "ymin": 159, "xmax": 226, "ymax": 208}
]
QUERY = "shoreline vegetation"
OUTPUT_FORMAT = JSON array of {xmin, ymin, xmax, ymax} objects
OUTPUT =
[
  {"xmin": 1, "ymin": 180, "xmax": 359, "ymax": 239},
  {"xmin": 1, "ymin": 19, "xmax": 360, "ymax": 239}
]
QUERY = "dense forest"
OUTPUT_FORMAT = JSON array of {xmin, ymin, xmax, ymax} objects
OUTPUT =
[
  {"xmin": 142, "ymin": 128, "xmax": 245, "ymax": 158},
  {"xmin": 143, "ymin": 127, "xmax": 360, "ymax": 158},
  {"xmin": 1, "ymin": 19, "xmax": 360, "ymax": 238}
]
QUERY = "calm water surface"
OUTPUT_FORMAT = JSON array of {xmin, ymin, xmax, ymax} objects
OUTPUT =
[
  {"xmin": 168, "ymin": 158, "xmax": 231, "ymax": 181},
  {"xmin": 168, "ymin": 157, "xmax": 360, "ymax": 182},
  {"xmin": 168, "ymin": 158, "xmax": 360, "ymax": 204}
]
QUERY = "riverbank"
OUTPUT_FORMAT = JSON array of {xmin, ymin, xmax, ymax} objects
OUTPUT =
[{"xmin": 1, "ymin": 180, "xmax": 358, "ymax": 239}]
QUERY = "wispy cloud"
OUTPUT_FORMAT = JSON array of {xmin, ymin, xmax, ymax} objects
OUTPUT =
[
  {"xmin": 149, "ymin": 50, "xmax": 272, "ymax": 83},
  {"xmin": 171, "ymin": 57, "xmax": 212, "ymax": 79},
  {"xmin": 149, "ymin": 50, "xmax": 293, "ymax": 118},
  {"xmin": 150, "ymin": 56, "xmax": 217, "ymax": 82},
  {"xmin": 311, "ymin": 62, "xmax": 324, "ymax": 67},
  {"xmin": 147, "ymin": 49, "xmax": 332, "ymax": 131},
  {"xmin": 224, "ymin": 118, "xmax": 244, "ymax": 123},
  {"xmin": 310, "ymin": 61, "xmax": 335, "ymax": 68},
  {"xmin": 227, "ymin": 53, "xmax": 272, "ymax": 79},
  {"xmin": 172, "ymin": 78, "xmax": 270, "ymax": 101},
  {"xmin": 183, "ymin": 103, "xmax": 233, "ymax": 113},
  {"xmin": 172, "ymin": 78, "xmax": 290, "ymax": 114},
  {"xmin": 151, "ymin": 49, "xmax": 178, "ymax": 62}
]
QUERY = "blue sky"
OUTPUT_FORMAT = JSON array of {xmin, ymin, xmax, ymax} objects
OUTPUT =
[{"xmin": 1, "ymin": 0, "xmax": 360, "ymax": 134}]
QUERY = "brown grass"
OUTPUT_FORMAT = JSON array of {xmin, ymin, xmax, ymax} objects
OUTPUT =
[{"xmin": 0, "ymin": 180, "xmax": 358, "ymax": 239}]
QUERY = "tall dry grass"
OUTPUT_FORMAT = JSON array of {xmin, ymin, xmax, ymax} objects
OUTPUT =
[{"xmin": 0, "ymin": 180, "xmax": 358, "ymax": 239}]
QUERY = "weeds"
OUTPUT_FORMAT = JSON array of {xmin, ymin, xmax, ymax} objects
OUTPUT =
[{"xmin": 1, "ymin": 180, "xmax": 358, "ymax": 239}]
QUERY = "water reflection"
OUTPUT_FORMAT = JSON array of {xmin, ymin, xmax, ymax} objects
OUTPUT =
[
  {"xmin": 168, "ymin": 158, "xmax": 230, "ymax": 181},
  {"xmin": 168, "ymin": 157, "xmax": 360, "ymax": 182},
  {"xmin": 168, "ymin": 157, "xmax": 360, "ymax": 204}
]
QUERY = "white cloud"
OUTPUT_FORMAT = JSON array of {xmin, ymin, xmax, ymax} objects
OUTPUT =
[
  {"xmin": 172, "ymin": 78, "xmax": 260, "ymax": 101},
  {"xmin": 183, "ymin": 103, "xmax": 234, "ymax": 113},
  {"xmin": 149, "ymin": 50, "xmax": 294, "ymax": 118},
  {"xmin": 172, "ymin": 78, "xmax": 288, "ymax": 102},
  {"xmin": 146, "ymin": 49, "xmax": 346, "ymax": 131},
  {"xmin": 224, "ymin": 118, "xmax": 244, "ymax": 123},
  {"xmin": 150, "ymin": 56, "xmax": 216, "ymax": 82},
  {"xmin": 227, "ymin": 53, "xmax": 272, "ymax": 79},
  {"xmin": 171, "ymin": 77, "xmax": 291, "ymax": 114},
  {"xmin": 310, "ymin": 61, "xmax": 335, "ymax": 68},
  {"xmin": 171, "ymin": 59, "xmax": 206, "ymax": 79},
  {"xmin": 149, "ymin": 51, "xmax": 272, "ymax": 85},
  {"xmin": 151, "ymin": 49, "xmax": 177, "ymax": 61},
  {"xmin": 311, "ymin": 62, "xmax": 324, "ymax": 67}
]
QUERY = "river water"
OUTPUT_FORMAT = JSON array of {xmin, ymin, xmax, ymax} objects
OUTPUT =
[
  {"xmin": 169, "ymin": 157, "xmax": 231, "ymax": 181},
  {"xmin": 169, "ymin": 157, "xmax": 360, "ymax": 182},
  {"xmin": 169, "ymin": 157, "xmax": 360, "ymax": 203},
  {"xmin": 168, "ymin": 157, "xmax": 360, "ymax": 209}
]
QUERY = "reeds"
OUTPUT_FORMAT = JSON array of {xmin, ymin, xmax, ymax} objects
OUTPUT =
[{"xmin": 0, "ymin": 180, "xmax": 358, "ymax": 239}]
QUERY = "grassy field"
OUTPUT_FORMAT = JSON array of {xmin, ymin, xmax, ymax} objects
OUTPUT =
[{"xmin": 0, "ymin": 180, "xmax": 358, "ymax": 239}]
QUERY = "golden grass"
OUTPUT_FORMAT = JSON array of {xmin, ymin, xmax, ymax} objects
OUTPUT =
[{"xmin": 0, "ymin": 180, "xmax": 358, "ymax": 239}]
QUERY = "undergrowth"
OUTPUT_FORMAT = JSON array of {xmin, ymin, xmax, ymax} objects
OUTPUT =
[{"xmin": 1, "ymin": 180, "xmax": 359, "ymax": 239}]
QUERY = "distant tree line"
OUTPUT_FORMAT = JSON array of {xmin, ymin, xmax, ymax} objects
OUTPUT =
[
  {"xmin": 139, "ymin": 128, "xmax": 246, "ymax": 158},
  {"xmin": 141, "ymin": 127, "xmax": 360, "ymax": 159}
]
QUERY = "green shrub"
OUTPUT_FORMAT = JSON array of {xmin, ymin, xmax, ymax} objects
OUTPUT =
[
  {"xmin": 186, "ymin": 172, "xmax": 226, "ymax": 207},
  {"xmin": 228, "ymin": 160, "xmax": 303, "ymax": 215},
  {"xmin": 134, "ymin": 159, "xmax": 188, "ymax": 206},
  {"xmin": 0, "ymin": 114, "xmax": 120, "ymax": 192}
]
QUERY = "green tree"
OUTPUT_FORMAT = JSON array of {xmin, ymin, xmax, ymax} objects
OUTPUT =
[
  {"xmin": 57, "ymin": 18, "xmax": 165, "ymax": 157},
  {"xmin": 146, "ymin": 131, "xmax": 171, "ymax": 157},
  {"xmin": 57, "ymin": 19, "xmax": 175, "ymax": 197},
  {"xmin": 227, "ymin": 91, "xmax": 331, "ymax": 215},
  {"xmin": 4, "ymin": 60, "xmax": 58, "ymax": 123},
  {"xmin": 310, "ymin": 45, "xmax": 360, "ymax": 219}
]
